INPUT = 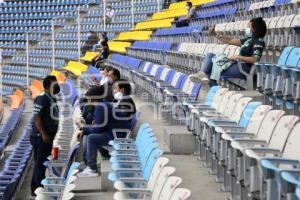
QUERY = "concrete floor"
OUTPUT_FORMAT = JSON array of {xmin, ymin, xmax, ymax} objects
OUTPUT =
[
  {"xmin": 136, "ymin": 98, "xmax": 227, "ymax": 200},
  {"xmin": 14, "ymin": 93, "xmax": 228, "ymax": 200}
]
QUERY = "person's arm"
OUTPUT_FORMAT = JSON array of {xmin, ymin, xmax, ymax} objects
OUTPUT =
[
  {"xmin": 33, "ymin": 96, "xmax": 50, "ymax": 143},
  {"xmin": 229, "ymin": 40, "xmax": 265, "ymax": 64},
  {"xmin": 83, "ymin": 103, "xmax": 108, "ymax": 134},
  {"xmin": 228, "ymin": 55, "xmax": 257, "ymax": 64},
  {"xmin": 208, "ymin": 26, "xmax": 241, "ymax": 46},
  {"xmin": 33, "ymin": 114, "xmax": 50, "ymax": 143}
]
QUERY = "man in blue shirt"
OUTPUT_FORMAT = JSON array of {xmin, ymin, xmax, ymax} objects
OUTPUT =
[
  {"xmin": 77, "ymin": 80, "xmax": 136, "ymax": 177},
  {"xmin": 30, "ymin": 75, "xmax": 60, "ymax": 198}
]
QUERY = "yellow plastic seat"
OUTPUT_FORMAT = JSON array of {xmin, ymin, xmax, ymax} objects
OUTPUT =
[
  {"xmin": 151, "ymin": 8, "xmax": 187, "ymax": 20},
  {"xmin": 108, "ymin": 41, "xmax": 131, "ymax": 54},
  {"xmin": 51, "ymin": 70, "xmax": 66, "ymax": 83},
  {"xmin": 116, "ymin": 31, "xmax": 152, "ymax": 41},
  {"xmin": 62, "ymin": 61, "xmax": 88, "ymax": 77},
  {"xmin": 135, "ymin": 18, "xmax": 174, "ymax": 30},
  {"xmin": 168, "ymin": 0, "xmax": 215, "ymax": 9},
  {"xmin": 80, "ymin": 51, "xmax": 100, "ymax": 62}
]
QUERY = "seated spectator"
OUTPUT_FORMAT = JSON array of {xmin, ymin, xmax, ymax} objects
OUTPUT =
[
  {"xmin": 90, "ymin": 66, "xmax": 112, "ymax": 86},
  {"xmin": 92, "ymin": 40, "xmax": 110, "ymax": 67},
  {"xmin": 175, "ymin": 2, "xmax": 195, "ymax": 27},
  {"xmin": 201, "ymin": 17, "xmax": 267, "ymax": 86},
  {"xmin": 81, "ymin": 31, "xmax": 98, "ymax": 55},
  {"xmin": 92, "ymin": 32, "xmax": 108, "ymax": 52},
  {"xmin": 104, "ymin": 68, "xmax": 121, "ymax": 102},
  {"xmin": 105, "ymin": 5, "xmax": 115, "ymax": 23},
  {"xmin": 77, "ymin": 80, "xmax": 136, "ymax": 177},
  {"xmin": 79, "ymin": 86, "xmax": 108, "ymax": 165},
  {"xmin": 80, "ymin": 68, "xmax": 120, "ymax": 108}
]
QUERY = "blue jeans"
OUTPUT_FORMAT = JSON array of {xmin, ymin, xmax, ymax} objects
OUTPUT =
[
  {"xmin": 201, "ymin": 53, "xmax": 251, "ymax": 85},
  {"xmin": 92, "ymin": 44, "xmax": 101, "ymax": 51},
  {"xmin": 86, "ymin": 133, "xmax": 113, "ymax": 171}
]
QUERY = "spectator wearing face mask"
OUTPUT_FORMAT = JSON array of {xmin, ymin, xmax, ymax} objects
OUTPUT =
[
  {"xmin": 77, "ymin": 80, "xmax": 136, "ymax": 177},
  {"xmin": 30, "ymin": 75, "xmax": 60, "ymax": 198},
  {"xmin": 201, "ymin": 17, "xmax": 267, "ymax": 86},
  {"xmin": 90, "ymin": 66, "xmax": 112, "ymax": 87},
  {"xmin": 103, "ymin": 68, "xmax": 121, "ymax": 102}
]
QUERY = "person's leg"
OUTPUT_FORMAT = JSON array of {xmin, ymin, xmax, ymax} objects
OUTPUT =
[
  {"xmin": 221, "ymin": 63, "xmax": 251, "ymax": 80},
  {"xmin": 86, "ymin": 133, "xmax": 112, "ymax": 171},
  {"xmin": 82, "ymin": 135, "xmax": 88, "ymax": 165},
  {"xmin": 30, "ymin": 136, "xmax": 52, "ymax": 195},
  {"xmin": 200, "ymin": 53, "xmax": 215, "ymax": 76},
  {"xmin": 175, "ymin": 20, "xmax": 189, "ymax": 27},
  {"xmin": 92, "ymin": 44, "xmax": 99, "ymax": 52}
]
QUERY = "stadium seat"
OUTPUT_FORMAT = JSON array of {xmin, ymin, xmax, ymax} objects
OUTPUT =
[
  {"xmin": 80, "ymin": 51, "xmax": 100, "ymax": 62},
  {"xmin": 62, "ymin": 61, "xmax": 88, "ymax": 77}
]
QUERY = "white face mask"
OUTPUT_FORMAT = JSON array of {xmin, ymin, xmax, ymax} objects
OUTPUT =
[
  {"xmin": 114, "ymin": 92, "xmax": 123, "ymax": 100},
  {"xmin": 245, "ymin": 27, "xmax": 252, "ymax": 37}
]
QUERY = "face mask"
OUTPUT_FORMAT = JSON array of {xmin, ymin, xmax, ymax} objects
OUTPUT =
[
  {"xmin": 245, "ymin": 28, "xmax": 252, "ymax": 37},
  {"xmin": 114, "ymin": 92, "xmax": 123, "ymax": 100},
  {"xmin": 108, "ymin": 77, "xmax": 113, "ymax": 83},
  {"xmin": 52, "ymin": 83, "xmax": 60, "ymax": 95}
]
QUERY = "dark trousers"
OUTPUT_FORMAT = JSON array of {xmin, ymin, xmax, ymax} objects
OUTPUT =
[
  {"xmin": 30, "ymin": 135, "xmax": 52, "ymax": 195},
  {"xmin": 175, "ymin": 20, "xmax": 189, "ymax": 27},
  {"xmin": 86, "ymin": 133, "xmax": 113, "ymax": 171}
]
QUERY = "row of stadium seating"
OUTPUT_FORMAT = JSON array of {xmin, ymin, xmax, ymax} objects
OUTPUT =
[
  {"xmin": 0, "ymin": 78, "xmax": 77, "ymax": 200},
  {"xmin": 0, "ymin": 0, "xmax": 162, "ymax": 96},
  {"xmin": 0, "ymin": 0, "xmax": 94, "ymax": 7},
  {"xmin": 108, "ymin": 123, "xmax": 191, "ymax": 199}
]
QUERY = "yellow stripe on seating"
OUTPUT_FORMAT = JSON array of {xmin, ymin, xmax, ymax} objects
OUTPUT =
[
  {"xmin": 151, "ymin": 8, "xmax": 187, "ymax": 20},
  {"xmin": 80, "ymin": 51, "xmax": 100, "ymax": 62},
  {"xmin": 135, "ymin": 18, "xmax": 174, "ymax": 30},
  {"xmin": 169, "ymin": 0, "xmax": 215, "ymax": 9},
  {"xmin": 108, "ymin": 41, "xmax": 131, "ymax": 54},
  {"xmin": 62, "ymin": 61, "xmax": 88, "ymax": 77},
  {"xmin": 116, "ymin": 31, "xmax": 152, "ymax": 41}
]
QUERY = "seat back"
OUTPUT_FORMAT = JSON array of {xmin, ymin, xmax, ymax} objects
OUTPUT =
[
  {"xmin": 244, "ymin": 105, "xmax": 273, "ymax": 134},
  {"xmin": 63, "ymin": 142, "xmax": 80, "ymax": 179},
  {"xmin": 146, "ymin": 157, "xmax": 169, "ymax": 190},
  {"xmin": 238, "ymin": 102, "xmax": 262, "ymax": 128},
  {"xmin": 216, "ymin": 91, "xmax": 236, "ymax": 113},
  {"xmin": 150, "ymin": 166, "xmax": 176, "ymax": 200},
  {"xmin": 142, "ymin": 149, "xmax": 164, "ymax": 181},
  {"xmin": 211, "ymin": 88, "xmax": 229, "ymax": 110},
  {"xmin": 268, "ymin": 115, "xmax": 299, "ymax": 150},
  {"xmin": 139, "ymin": 142, "xmax": 159, "ymax": 170},
  {"xmin": 170, "ymin": 72, "xmax": 185, "ymax": 88},
  {"xmin": 158, "ymin": 176, "xmax": 182, "ymax": 200},
  {"xmin": 204, "ymin": 86, "xmax": 221, "ymax": 106},
  {"xmin": 282, "ymin": 123, "xmax": 300, "ymax": 158},
  {"xmin": 169, "ymin": 188, "xmax": 192, "ymax": 200},
  {"xmin": 256, "ymin": 110, "xmax": 285, "ymax": 141},
  {"xmin": 277, "ymin": 47, "xmax": 294, "ymax": 65},
  {"xmin": 229, "ymin": 97, "xmax": 252, "ymax": 122},
  {"xmin": 222, "ymin": 93, "xmax": 243, "ymax": 118}
]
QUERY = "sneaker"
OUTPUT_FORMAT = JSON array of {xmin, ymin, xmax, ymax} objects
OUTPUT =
[{"xmin": 77, "ymin": 167, "xmax": 99, "ymax": 177}]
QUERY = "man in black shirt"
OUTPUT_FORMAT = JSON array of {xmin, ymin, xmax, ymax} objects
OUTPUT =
[{"xmin": 30, "ymin": 75, "xmax": 60, "ymax": 198}]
